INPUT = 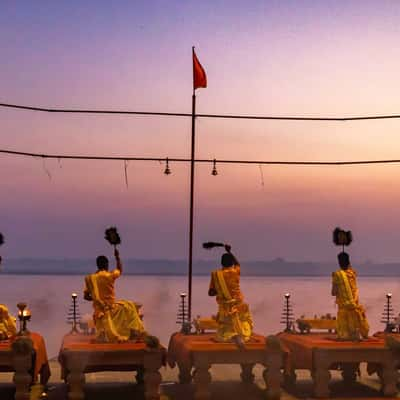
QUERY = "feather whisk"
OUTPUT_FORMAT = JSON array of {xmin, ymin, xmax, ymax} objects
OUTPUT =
[
  {"xmin": 104, "ymin": 227, "xmax": 121, "ymax": 249},
  {"xmin": 333, "ymin": 227, "xmax": 353, "ymax": 252},
  {"xmin": 202, "ymin": 242, "xmax": 225, "ymax": 250}
]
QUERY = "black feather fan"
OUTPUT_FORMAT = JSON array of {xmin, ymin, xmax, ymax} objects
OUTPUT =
[
  {"xmin": 333, "ymin": 227, "xmax": 353, "ymax": 246},
  {"xmin": 0, "ymin": 233, "xmax": 4, "ymax": 246},
  {"xmin": 203, "ymin": 242, "xmax": 225, "ymax": 250},
  {"xmin": 105, "ymin": 227, "xmax": 121, "ymax": 246}
]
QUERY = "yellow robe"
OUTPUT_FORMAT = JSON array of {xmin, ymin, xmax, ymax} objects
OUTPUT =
[
  {"xmin": 84, "ymin": 269, "xmax": 144, "ymax": 342},
  {"xmin": 332, "ymin": 267, "xmax": 369, "ymax": 340},
  {"xmin": 209, "ymin": 265, "xmax": 253, "ymax": 342},
  {"xmin": 0, "ymin": 305, "xmax": 16, "ymax": 340}
]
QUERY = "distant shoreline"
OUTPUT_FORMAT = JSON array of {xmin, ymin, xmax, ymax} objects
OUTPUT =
[
  {"xmin": 1, "ymin": 271, "xmax": 399, "ymax": 277},
  {"xmin": 1, "ymin": 258, "xmax": 400, "ymax": 277}
]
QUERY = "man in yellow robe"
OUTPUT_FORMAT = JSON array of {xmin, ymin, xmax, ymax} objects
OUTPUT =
[
  {"xmin": 208, "ymin": 245, "xmax": 253, "ymax": 346},
  {"xmin": 84, "ymin": 249, "xmax": 145, "ymax": 342},
  {"xmin": 331, "ymin": 252, "xmax": 369, "ymax": 340}
]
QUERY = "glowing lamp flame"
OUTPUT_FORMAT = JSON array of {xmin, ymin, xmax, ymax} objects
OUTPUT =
[{"xmin": 18, "ymin": 309, "xmax": 31, "ymax": 319}]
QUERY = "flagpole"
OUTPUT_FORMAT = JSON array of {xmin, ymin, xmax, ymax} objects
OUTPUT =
[{"xmin": 188, "ymin": 47, "xmax": 196, "ymax": 322}]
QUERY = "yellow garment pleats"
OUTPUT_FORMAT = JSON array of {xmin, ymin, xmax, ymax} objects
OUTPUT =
[
  {"xmin": 333, "ymin": 269, "xmax": 369, "ymax": 340},
  {"xmin": 0, "ymin": 305, "xmax": 16, "ymax": 339},
  {"xmin": 88, "ymin": 274, "xmax": 145, "ymax": 342},
  {"xmin": 95, "ymin": 300, "xmax": 145, "ymax": 342},
  {"xmin": 212, "ymin": 270, "xmax": 253, "ymax": 342}
]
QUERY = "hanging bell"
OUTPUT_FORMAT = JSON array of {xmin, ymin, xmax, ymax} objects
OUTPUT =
[
  {"xmin": 164, "ymin": 158, "xmax": 171, "ymax": 175},
  {"xmin": 211, "ymin": 159, "xmax": 218, "ymax": 176}
]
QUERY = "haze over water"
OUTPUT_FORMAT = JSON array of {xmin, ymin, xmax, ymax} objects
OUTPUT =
[{"xmin": 1, "ymin": 274, "xmax": 398, "ymax": 357}]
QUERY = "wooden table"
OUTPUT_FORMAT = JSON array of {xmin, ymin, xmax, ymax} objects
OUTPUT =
[
  {"xmin": 58, "ymin": 333, "xmax": 166, "ymax": 400},
  {"xmin": 0, "ymin": 333, "xmax": 50, "ymax": 400},
  {"xmin": 278, "ymin": 332, "xmax": 398, "ymax": 398},
  {"xmin": 168, "ymin": 332, "xmax": 283, "ymax": 400},
  {"xmin": 372, "ymin": 332, "xmax": 400, "ymax": 377}
]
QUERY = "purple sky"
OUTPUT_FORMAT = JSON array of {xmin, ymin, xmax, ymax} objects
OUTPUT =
[{"xmin": 1, "ymin": 1, "xmax": 400, "ymax": 263}]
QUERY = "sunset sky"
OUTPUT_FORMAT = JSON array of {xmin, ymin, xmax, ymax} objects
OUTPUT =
[{"xmin": 1, "ymin": 1, "xmax": 400, "ymax": 264}]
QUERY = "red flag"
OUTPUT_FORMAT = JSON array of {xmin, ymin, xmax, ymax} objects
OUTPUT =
[{"xmin": 193, "ymin": 48, "xmax": 207, "ymax": 90}]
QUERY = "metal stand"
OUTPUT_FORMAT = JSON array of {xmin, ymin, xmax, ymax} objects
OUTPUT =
[{"xmin": 281, "ymin": 293, "xmax": 295, "ymax": 332}]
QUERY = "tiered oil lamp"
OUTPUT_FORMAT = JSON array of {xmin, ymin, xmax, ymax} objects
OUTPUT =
[
  {"xmin": 70, "ymin": 293, "xmax": 79, "ymax": 334},
  {"xmin": 381, "ymin": 293, "xmax": 395, "ymax": 333},
  {"xmin": 281, "ymin": 293, "xmax": 295, "ymax": 333},
  {"xmin": 176, "ymin": 292, "xmax": 191, "ymax": 334}
]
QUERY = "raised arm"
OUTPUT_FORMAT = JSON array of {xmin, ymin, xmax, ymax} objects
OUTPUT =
[{"xmin": 115, "ymin": 248, "xmax": 123, "ymax": 273}]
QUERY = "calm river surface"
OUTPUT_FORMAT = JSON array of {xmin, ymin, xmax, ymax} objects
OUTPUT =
[{"xmin": 1, "ymin": 275, "xmax": 398, "ymax": 356}]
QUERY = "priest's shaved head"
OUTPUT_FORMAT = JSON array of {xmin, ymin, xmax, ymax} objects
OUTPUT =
[
  {"xmin": 221, "ymin": 253, "xmax": 235, "ymax": 268},
  {"xmin": 338, "ymin": 252, "xmax": 350, "ymax": 270},
  {"xmin": 96, "ymin": 255, "xmax": 109, "ymax": 271}
]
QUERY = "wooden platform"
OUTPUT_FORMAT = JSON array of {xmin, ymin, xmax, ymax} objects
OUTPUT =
[
  {"xmin": 167, "ymin": 332, "xmax": 284, "ymax": 400},
  {"xmin": 58, "ymin": 333, "xmax": 166, "ymax": 400},
  {"xmin": 278, "ymin": 332, "xmax": 398, "ymax": 398},
  {"xmin": 1, "ymin": 360, "xmax": 395, "ymax": 400}
]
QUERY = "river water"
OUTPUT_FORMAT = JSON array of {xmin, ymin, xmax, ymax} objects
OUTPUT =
[{"xmin": 1, "ymin": 274, "xmax": 399, "ymax": 357}]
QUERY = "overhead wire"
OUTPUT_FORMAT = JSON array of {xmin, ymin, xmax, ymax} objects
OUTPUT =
[
  {"xmin": 1, "ymin": 102, "xmax": 400, "ymax": 121},
  {"xmin": 1, "ymin": 148, "xmax": 400, "ymax": 166}
]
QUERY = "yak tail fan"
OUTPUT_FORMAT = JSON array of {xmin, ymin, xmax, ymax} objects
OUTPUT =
[
  {"xmin": 333, "ymin": 227, "xmax": 353, "ymax": 246},
  {"xmin": 105, "ymin": 227, "xmax": 121, "ymax": 246},
  {"xmin": 202, "ymin": 242, "xmax": 225, "ymax": 250}
]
